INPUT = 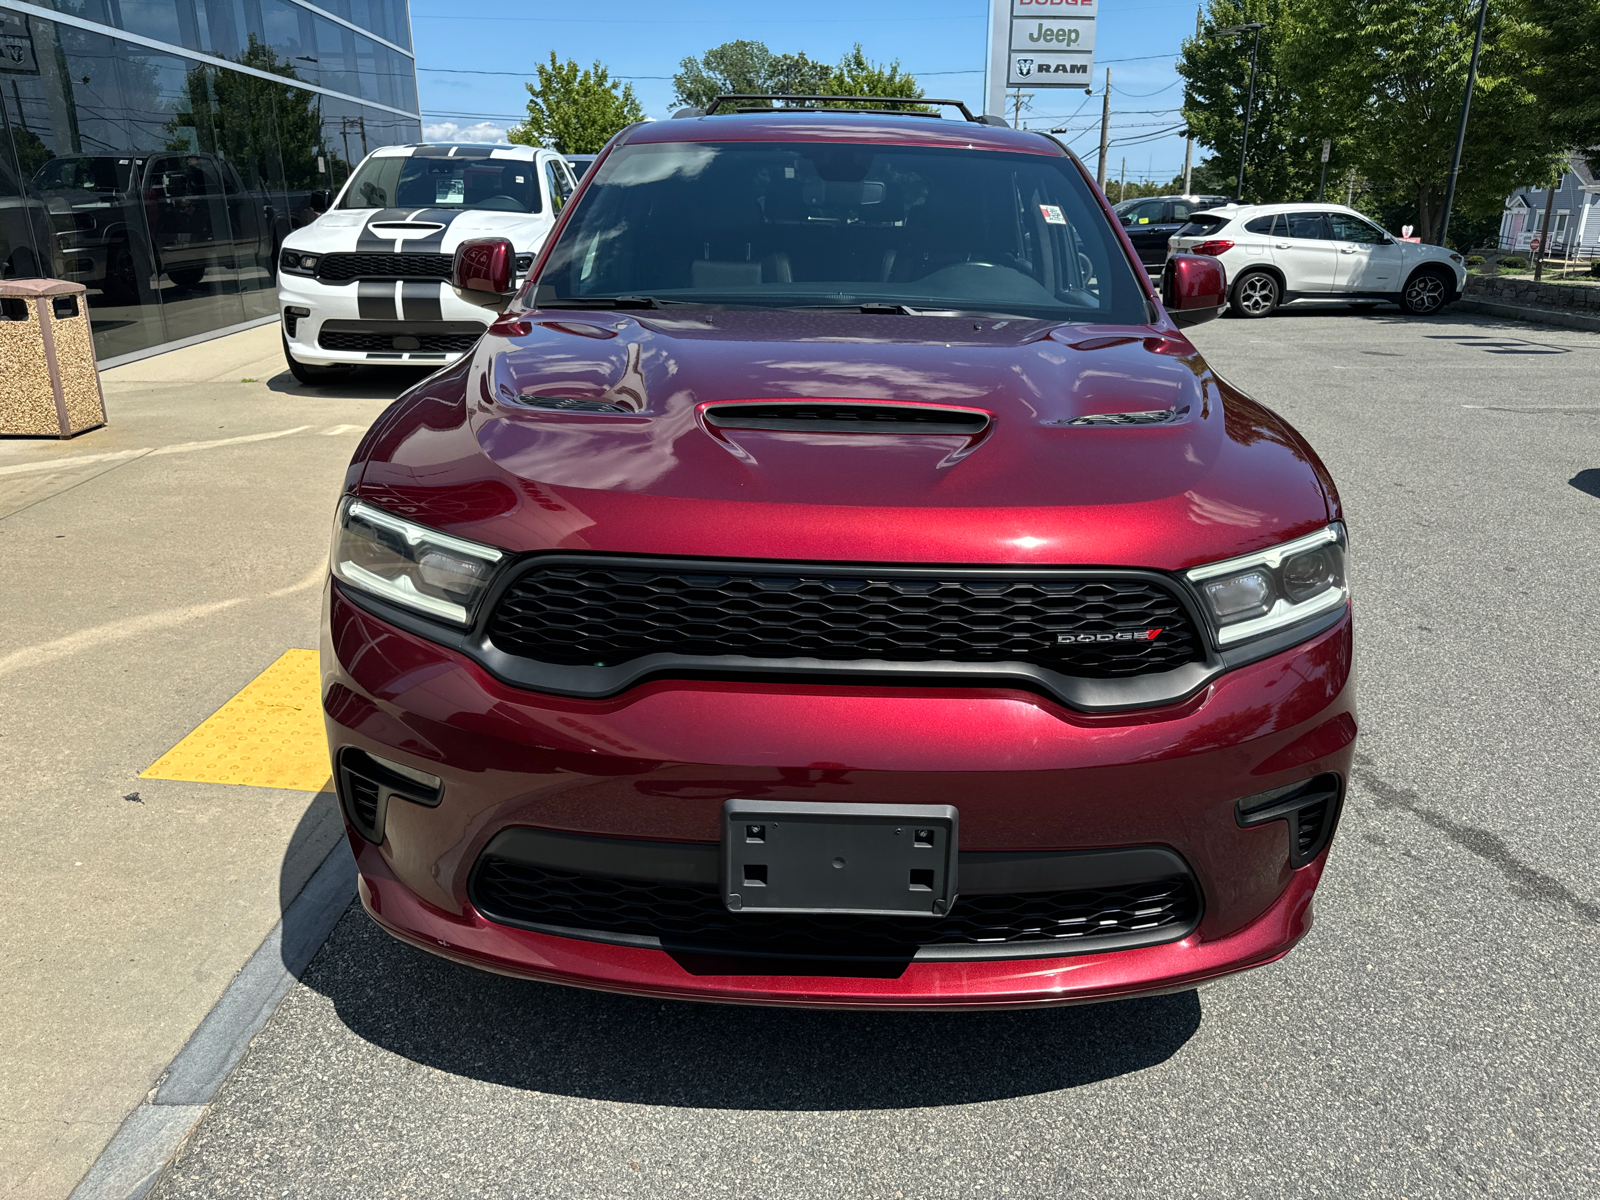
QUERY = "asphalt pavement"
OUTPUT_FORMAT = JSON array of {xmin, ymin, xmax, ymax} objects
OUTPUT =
[{"xmin": 147, "ymin": 306, "xmax": 1600, "ymax": 1199}]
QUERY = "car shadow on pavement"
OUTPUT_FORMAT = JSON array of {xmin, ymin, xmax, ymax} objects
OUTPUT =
[
  {"xmin": 295, "ymin": 904, "xmax": 1203, "ymax": 1109},
  {"xmin": 265, "ymin": 365, "xmax": 436, "ymax": 400}
]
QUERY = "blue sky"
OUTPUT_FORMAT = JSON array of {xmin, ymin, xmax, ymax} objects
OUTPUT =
[{"xmin": 412, "ymin": 0, "xmax": 1204, "ymax": 185}]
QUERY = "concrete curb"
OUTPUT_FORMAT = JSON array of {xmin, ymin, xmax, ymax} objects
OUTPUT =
[
  {"xmin": 67, "ymin": 842, "xmax": 358, "ymax": 1200},
  {"xmin": 1455, "ymin": 298, "xmax": 1600, "ymax": 333}
]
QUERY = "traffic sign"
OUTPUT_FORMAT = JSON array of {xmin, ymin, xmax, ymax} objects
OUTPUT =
[
  {"xmin": 1321, "ymin": 139, "xmax": 1331, "ymax": 163},
  {"xmin": 987, "ymin": 0, "xmax": 1097, "ymax": 105}
]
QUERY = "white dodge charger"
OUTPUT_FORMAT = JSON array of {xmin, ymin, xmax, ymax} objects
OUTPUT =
[
  {"xmin": 277, "ymin": 142, "xmax": 578, "ymax": 383},
  {"xmin": 1166, "ymin": 202, "xmax": 1468, "ymax": 319}
]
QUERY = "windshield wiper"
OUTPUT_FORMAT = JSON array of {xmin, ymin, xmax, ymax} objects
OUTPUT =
[
  {"xmin": 791, "ymin": 302, "xmax": 1040, "ymax": 320},
  {"xmin": 537, "ymin": 295, "xmax": 665, "ymax": 310}
]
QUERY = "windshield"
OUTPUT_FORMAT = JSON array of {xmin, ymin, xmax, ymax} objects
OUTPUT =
[
  {"xmin": 339, "ymin": 154, "xmax": 542, "ymax": 213},
  {"xmin": 534, "ymin": 140, "xmax": 1146, "ymax": 321}
]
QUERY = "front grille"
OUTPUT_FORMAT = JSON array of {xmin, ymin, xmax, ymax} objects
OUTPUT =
[
  {"xmin": 471, "ymin": 858, "xmax": 1200, "ymax": 958},
  {"xmin": 314, "ymin": 252, "xmax": 453, "ymax": 282},
  {"xmin": 318, "ymin": 329, "xmax": 481, "ymax": 353},
  {"xmin": 487, "ymin": 560, "xmax": 1205, "ymax": 679}
]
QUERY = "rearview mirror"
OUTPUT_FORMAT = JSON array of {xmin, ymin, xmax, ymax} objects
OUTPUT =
[
  {"xmin": 452, "ymin": 237, "xmax": 516, "ymax": 309},
  {"xmin": 1160, "ymin": 254, "xmax": 1226, "ymax": 327}
]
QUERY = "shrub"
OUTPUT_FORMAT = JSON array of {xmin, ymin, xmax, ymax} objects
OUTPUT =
[
  {"xmin": 1466, "ymin": 255, "xmax": 1485, "ymax": 266},
  {"xmin": 1500, "ymin": 256, "xmax": 1529, "ymax": 269},
  {"xmin": 1590, "ymin": 261, "xmax": 1600, "ymax": 279}
]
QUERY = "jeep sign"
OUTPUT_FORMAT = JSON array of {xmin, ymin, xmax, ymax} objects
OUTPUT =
[{"xmin": 987, "ymin": 0, "xmax": 1097, "ymax": 98}]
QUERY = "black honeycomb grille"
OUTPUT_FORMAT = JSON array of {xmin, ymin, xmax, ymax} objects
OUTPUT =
[
  {"xmin": 471, "ymin": 858, "xmax": 1200, "ymax": 958},
  {"xmin": 487, "ymin": 560, "xmax": 1204, "ymax": 679},
  {"xmin": 315, "ymin": 252, "xmax": 453, "ymax": 282},
  {"xmin": 318, "ymin": 329, "xmax": 480, "ymax": 353}
]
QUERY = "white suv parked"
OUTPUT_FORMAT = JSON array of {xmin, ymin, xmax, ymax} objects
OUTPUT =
[{"xmin": 1166, "ymin": 203, "xmax": 1467, "ymax": 318}]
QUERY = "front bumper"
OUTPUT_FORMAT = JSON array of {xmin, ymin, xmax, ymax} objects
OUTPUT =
[
  {"xmin": 322, "ymin": 583, "xmax": 1356, "ymax": 1008},
  {"xmin": 278, "ymin": 273, "xmax": 494, "ymax": 367}
]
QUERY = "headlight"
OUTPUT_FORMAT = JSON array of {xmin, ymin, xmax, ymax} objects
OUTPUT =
[
  {"xmin": 1187, "ymin": 524, "xmax": 1347, "ymax": 645},
  {"xmin": 280, "ymin": 248, "xmax": 318, "ymax": 275},
  {"xmin": 330, "ymin": 497, "xmax": 505, "ymax": 626}
]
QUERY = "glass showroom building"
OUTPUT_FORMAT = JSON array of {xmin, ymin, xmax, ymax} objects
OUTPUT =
[{"xmin": 0, "ymin": 0, "xmax": 420, "ymax": 360}]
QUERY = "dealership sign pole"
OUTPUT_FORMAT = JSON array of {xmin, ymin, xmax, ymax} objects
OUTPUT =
[{"xmin": 986, "ymin": 0, "xmax": 1097, "ymax": 122}]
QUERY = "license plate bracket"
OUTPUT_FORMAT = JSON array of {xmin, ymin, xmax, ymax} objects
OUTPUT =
[{"xmin": 721, "ymin": 799, "xmax": 958, "ymax": 917}]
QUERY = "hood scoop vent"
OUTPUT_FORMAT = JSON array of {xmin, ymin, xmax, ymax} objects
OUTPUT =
[
  {"xmin": 703, "ymin": 402, "xmax": 990, "ymax": 435},
  {"xmin": 1061, "ymin": 406, "xmax": 1189, "ymax": 427},
  {"xmin": 517, "ymin": 394, "xmax": 631, "ymax": 414}
]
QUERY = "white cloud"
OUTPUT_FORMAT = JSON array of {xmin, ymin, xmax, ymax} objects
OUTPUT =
[{"xmin": 421, "ymin": 121, "xmax": 513, "ymax": 145}]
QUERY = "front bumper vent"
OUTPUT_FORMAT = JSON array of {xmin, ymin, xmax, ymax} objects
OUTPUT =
[
  {"xmin": 1235, "ymin": 773, "xmax": 1343, "ymax": 868},
  {"xmin": 337, "ymin": 748, "xmax": 444, "ymax": 844}
]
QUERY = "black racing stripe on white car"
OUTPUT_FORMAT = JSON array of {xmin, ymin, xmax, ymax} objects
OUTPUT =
[
  {"xmin": 401, "ymin": 281, "xmax": 443, "ymax": 322},
  {"xmin": 354, "ymin": 208, "xmax": 458, "ymax": 254},
  {"xmin": 358, "ymin": 280, "xmax": 398, "ymax": 320}
]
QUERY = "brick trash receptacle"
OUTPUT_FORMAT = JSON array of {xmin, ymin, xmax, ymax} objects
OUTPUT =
[{"xmin": 0, "ymin": 278, "xmax": 107, "ymax": 438}]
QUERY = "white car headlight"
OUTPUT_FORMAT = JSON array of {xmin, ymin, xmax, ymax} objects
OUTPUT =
[
  {"xmin": 331, "ymin": 497, "xmax": 505, "ymax": 626},
  {"xmin": 1187, "ymin": 524, "xmax": 1348, "ymax": 645}
]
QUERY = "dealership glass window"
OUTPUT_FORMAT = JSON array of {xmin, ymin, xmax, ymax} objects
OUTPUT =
[{"xmin": 0, "ymin": 11, "xmax": 419, "ymax": 360}]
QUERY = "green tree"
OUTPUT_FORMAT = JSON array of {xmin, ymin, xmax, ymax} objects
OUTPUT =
[
  {"xmin": 672, "ymin": 40, "xmax": 831, "ymax": 109},
  {"xmin": 1178, "ymin": 0, "xmax": 1314, "ymax": 204},
  {"xmin": 508, "ymin": 53, "xmax": 644, "ymax": 154},
  {"xmin": 818, "ymin": 44, "xmax": 928, "ymax": 110},
  {"xmin": 1286, "ymin": 0, "xmax": 1562, "ymax": 244},
  {"xmin": 1519, "ymin": 0, "xmax": 1600, "ymax": 172},
  {"xmin": 168, "ymin": 38, "xmax": 331, "ymax": 190}
]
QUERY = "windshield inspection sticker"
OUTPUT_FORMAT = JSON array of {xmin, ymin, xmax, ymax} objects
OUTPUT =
[
  {"xmin": 437, "ymin": 178, "xmax": 465, "ymax": 203},
  {"xmin": 1040, "ymin": 204, "xmax": 1067, "ymax": 225}
]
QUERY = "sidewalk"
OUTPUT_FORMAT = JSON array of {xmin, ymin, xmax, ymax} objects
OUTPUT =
[{"xmin": 0, "ymin": 326, "xmax": 415, "ymax": 1198}]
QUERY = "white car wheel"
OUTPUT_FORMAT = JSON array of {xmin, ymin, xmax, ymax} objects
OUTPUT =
[
  {"xmin": 1400, "ymin": 269, "xmax": 1450, "ymax": 315},
  {"xmin": 1231, "ymin": 271, "xmax": 1280, "ymax": 319}
]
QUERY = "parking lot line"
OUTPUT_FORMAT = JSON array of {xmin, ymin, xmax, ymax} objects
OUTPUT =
[{"xmin": 140, "ymin": 649, "xmax": 330, "ymax": 791}]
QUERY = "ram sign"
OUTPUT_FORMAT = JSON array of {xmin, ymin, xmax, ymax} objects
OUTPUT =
[{"xmin": 996, "ymin": 0, "xmax": 1096, "ymax": 90}]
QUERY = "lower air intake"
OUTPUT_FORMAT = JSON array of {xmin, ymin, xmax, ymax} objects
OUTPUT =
[{"xmin": 470, "ymin": 859, "xmax": 1201, "ymax": 961}]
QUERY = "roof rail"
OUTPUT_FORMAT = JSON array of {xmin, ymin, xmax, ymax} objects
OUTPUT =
[{"xmin": 694, "ymin": 95, "xmax": 1006, "ymax": 125}]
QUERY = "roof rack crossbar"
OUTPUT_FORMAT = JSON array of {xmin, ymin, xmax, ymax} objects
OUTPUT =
[{"xmin": 702, "ymin": 94, "xmax": 980, "ymax": 122}]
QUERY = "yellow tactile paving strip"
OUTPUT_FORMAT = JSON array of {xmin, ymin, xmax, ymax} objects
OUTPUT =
[{"xmin": 141, "ymin": 649, "xmax": 332, "ymax": 791}]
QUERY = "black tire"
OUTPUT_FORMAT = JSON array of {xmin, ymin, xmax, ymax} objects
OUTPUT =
[
  {"xmin": 283, "ymin": 332, "xmax": 355, "ymax": 386},
  {"xmin": 1399, "ymin": 268, "xmax": 1452, "ymax": 315},
  {"xmin": 102, "ymin": 243, "xmax": 140, "ymax": 303},
  {"xmin": 167, "ymin": 265, "xmax": 205, "ymax": 288},
  {"xmin": 1230, "ymin": 270, "xmax": 1280, "ymax": 318}
]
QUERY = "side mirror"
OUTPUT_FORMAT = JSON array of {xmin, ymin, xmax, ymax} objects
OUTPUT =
[
  {"xmin": 308, "ymin": 189, "xmax": 330, "ymax": 213},
  {"xmin": 452, "ymin": 237, "xmax": 516, "ymax": 309},
  {"xmin": 1160, "ymin": 254, "xmax": 1226, "ymax": 327}
]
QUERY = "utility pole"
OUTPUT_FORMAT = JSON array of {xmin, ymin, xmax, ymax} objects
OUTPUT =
[
  {"xmin": 1182, "ymin": 6, "xmax": 1199, "ymax": 194},
  {"xmin": 1095, "ymin": 68, "xmax": 1112, "ymax": 192},
  {"xmin": 1119, "ymin": 157, "xmax": 1126, "ymax": 204},
  {"xmin": 1216, "ymin": 23, "xmax": 1264, "ymax": 202},
  {"xmin": 1345, "ymin": 168, "xmax": 1355, "ymax": 207},
  {"xmin": 1439, "ymin": 0, "xmax": 1490, "ymax": 249},
  {"xmin": 1534, "ymin": 178, "xmax": 1557, "ymax": 281}
]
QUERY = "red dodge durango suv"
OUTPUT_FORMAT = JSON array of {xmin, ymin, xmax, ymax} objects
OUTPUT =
[{"xmin": 322, "ymin": 98, "xmax": 1354, "ymax": 1009}]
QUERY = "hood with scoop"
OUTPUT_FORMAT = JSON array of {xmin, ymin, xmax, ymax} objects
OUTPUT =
[{"xmin": 353, "ymin": 308, "xmax": 1338, "ymax": 571}]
